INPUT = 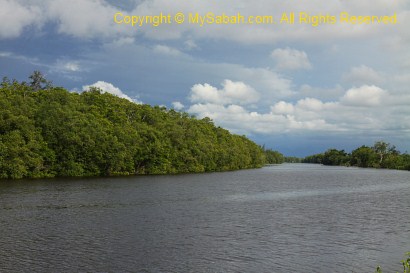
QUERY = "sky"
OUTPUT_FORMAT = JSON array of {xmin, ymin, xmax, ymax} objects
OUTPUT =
[{"xmin": 1, "ymin": 0, "xmax": 409, "ymax": 156}]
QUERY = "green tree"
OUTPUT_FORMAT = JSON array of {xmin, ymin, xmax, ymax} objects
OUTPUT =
[
  {"xmin": 322, "ymin": 149, "xmax": 349, "ymax": 166},
  {"xmin": 1, "ymin": 72, "xmax": 266, "ymax": 179},
  {"xmin": 29, "ymin": 71, "xmax": 52, "ymax": 91},
  {"xmin": 303, "ymin": 153, "xmax": 324, "ymax": 164},
  {"xmin": 264, "ymin": 149, "xmax": 284, "ymax": 164},
  {"xmin": 284, "ymin": 156, "xmax": 301, "ymax": 163},
  {"xmin": 303, "ymin": 141, "xmax": 409, "ymax": 171},
  {"xmin": 372, "ymin": 141, "xmax": 400, "ymax": 168},
  {"xmin": 350, "ymin": 145, "xmax": 377, "ymax": 168}
]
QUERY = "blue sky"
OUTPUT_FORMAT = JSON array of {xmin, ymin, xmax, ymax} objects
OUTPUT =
[{"xmin": 1, "ymin": 0, "xmax": 409, "ymax": 156}]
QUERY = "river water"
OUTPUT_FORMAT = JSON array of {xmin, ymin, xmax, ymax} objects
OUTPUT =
[{"xmin": 1, "ymin": 164, "xmax": 409, "ymax": 273}]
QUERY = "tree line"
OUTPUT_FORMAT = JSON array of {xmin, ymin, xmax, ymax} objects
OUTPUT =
[
  {"xmin": 0, "ymin": 72, "xmax": 267, "ymax": 179},
  {"xmin": 263, "ymin": 148, "xmax": 300, "ymax": 164},
  {"xmin": 302, "ymin": 141, "xmax": 410, "ymax": 170}
]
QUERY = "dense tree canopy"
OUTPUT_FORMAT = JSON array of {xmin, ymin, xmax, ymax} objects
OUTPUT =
[
  {"xmin": 303, "ymin": 141, "xmax": 410, "ymax": 171},
  {"xmin": 0, "ymin": 74, "xmax": 266, "ymax": 179},
  {"xmin": 264, "ymin": 149, "xmax": 284, "ymax": 164}
]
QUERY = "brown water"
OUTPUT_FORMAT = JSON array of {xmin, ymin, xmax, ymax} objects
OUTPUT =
[{"xmin": 1, "ymin": 164, "xmax": 409, "ymax": 272}]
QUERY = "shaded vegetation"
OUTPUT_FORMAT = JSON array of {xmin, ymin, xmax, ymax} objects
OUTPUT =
[
  {"xmin": 283, "ymin": 156, "xmax": 302, "ymax": 163},
  {"xmin": 263, "ymin": 148, "xmax": 301, "ymax": 164},
  {"xmin": 264, "ymin": 149, "xmax": 284, "ymax": 164},
  {"xmin": 303, "ymin": 141, "xmax": 410, "ymax": 171},
  {"xmin": 0, "ymin": 72, "xmax": 266, "ymax": 179}
]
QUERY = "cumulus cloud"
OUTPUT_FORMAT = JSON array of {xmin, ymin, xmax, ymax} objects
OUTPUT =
[
  {"xmin": 172, "ymin": 101, "xmax": 184, "ymax": 110},
  {"xmin": 0, "ymin": 0, "xmax": 43, "ymax": 39},
  {"xmin": 47, "ymin": 0, "xmax": 122, "ymax": 38},
  {"xmin": 342, "ymin": 65, "xmax": 384, "ymax": 85},
  {"xmin": 190, "ymin": 80, "xmax": 260, "ymax": 105},
  {"xmin": 271, "ymin": 101, "xmax": 295, "ymax": 115},
  {"xmin": 188, "ymin": 102, "xmax": 338, "ymax": 134},
  {"xmin": 340, "ymin": 85, "xmax": 387, "ymax": 106},
  {"xmin": 270, "ymin": 48, "xmax": 312, "ymax": 70},
  {"xmin": 296, "ymin": 98, "xmax": 327, "ymax": 111},
  {"xmin": 82, "ymin": 81, "xmax": 136, "ymax": 102},
  {"xmin": 0, "ymin": 0, "xmax": 127, "ymax": 40},
  {"xmin": 187, "ymin": 80, "xmax": 334, "ymax": 134},
  {"xmin": 187, "ymin": 82, "xmax": 410, "ymax": 138}
]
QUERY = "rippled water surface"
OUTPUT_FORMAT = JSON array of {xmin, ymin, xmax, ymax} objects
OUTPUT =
[{"xmin": 1, "ymin": 164, "xmax": 410, "ymax": 272}]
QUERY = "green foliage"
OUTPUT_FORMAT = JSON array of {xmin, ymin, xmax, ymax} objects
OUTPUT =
[
  {"xmin": 302, "ymin": 153, "xmax": 324, "ymax": 164},
  {"xmin": 373, "ymin": 141, "xmax": 393, "ymax": 164},
  {"xmin": 29, "ymin": 71, "xmax": 53, "ymax": 91},
  {"xmin": 403, "ymin": 252, "xmax": 410, "ymax": 273},
  {"xmin": 263, "ymin": 149, "xmax": 300, "ymax": 164},
  {"xmin": 303, "ymin": 141, "xmax": 410, "ymax": 171},
  {"xmin": 284, "ymin": 156, "xmax": 301, "ymax": 163},
  {"xmin": 322, "ymin": 148, "xmax": 349, "ymax": 166},
  {"xmin": 0, "ymin": 73, "xmax": 266, "ymax": 179},
  {"xmin": 264, "ymin": 149, "xmax": 284, "ymax": 164},
  {"xmin": 351, "ymin": 145, "xmax": 378, "ymax": 168}
]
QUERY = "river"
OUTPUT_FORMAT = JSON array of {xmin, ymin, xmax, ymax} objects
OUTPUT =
[{"xmin": 1, "ymin": 164, "xmax": 409, "ymax": 272}]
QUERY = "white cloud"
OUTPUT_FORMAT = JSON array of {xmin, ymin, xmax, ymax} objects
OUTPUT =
[
  {"xmin": 172, "ymin": 101, "xmax": 184, "ymax": 110},
  {"xmin": 184, "ymin": 39, "xmax": 199, "ymax": 50},
  {"xmin": 296, "ymin": 98, "xmax": 326, "ymax": 111},
  {"xmin": 0, "ymin": 52, "xmax": 12, "ymax": 57},
  {"xmin": 2, "ymin": 0, "xmax": 407, "ymax": 46},
  {"xmin": 110, "ymin": 37, "xmax": 135, "ymax": 47},
  {"xmin": 0, "ymin": 0, "xmax": 43, "ymax": 39},
  {"xmin": 52, "ymin": 59, "xmax": 82, "ymax": 73},
  {"xmin": 342, "ymin": 65, "xmax": 384, "ymax": 85},
  {"xmin": 226, "ymin": 66, "xmax": 295, "ymax": 100},
  {"xmin": 190, "ymin": 83, "xmax": 220, "ymax": 104},
  {"xmin": 342, "ymin": 0, "xmax": 405, "ymax": 14},
  {"xmin": 187, "ymin": 82, "xmax": 410, "ymax": 138},
  {"xmin": 153, "ymin": 45, "xmax": 182, "ymax": 56},
  {"xmin": 222, "ymin": 80, "xmax": 260, "ymax": 104},
  {"xmin": 64, "ymin": 62, "xmax": 80, "ymax": 72},
  {"xmin": 270, "ymin": 47, "xmax": 312, "ymax": 70},
  {"xmin": 128, "ymin": 0, "xmax": 409, "ymax": 45},
  {"xmin": 340, "ymin": 85, "xmax": 387, "ymax": 106},
  {"xmin": 190, "ymin": 80, "xmax": 260, "ymax": 105},
  {"xmin": 82, "ymin": 81, "xmax": 135, "ymax": 102},
  {"xmin": 47, "ymin": 0, "xmax": 122, "ymax": 38},
  {"xmin": 271, "ymin": 101, "xmax": 294, "ymax": 115},
  {"xmin": 188, "ymin": 102, "xmax": 338, "ymax": 135},
  {"xmin": 187, "ymin": 80, "xmax": 337, "ymax": 135},
  {"xmin": 46, "ymin": 59, "xmax": 84, "ymax": 81}
]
